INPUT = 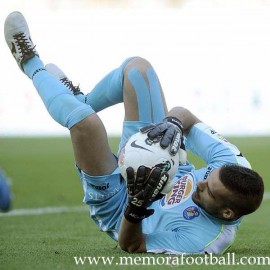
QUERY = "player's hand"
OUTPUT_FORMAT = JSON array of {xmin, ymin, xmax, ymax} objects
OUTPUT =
[
  {"xmin": 140, "ymin": 116, "xmax": 184, "ymax": 155},
  {"xmin": 124, "ymin": 166, "xmax": 169, "ymax": 223}
]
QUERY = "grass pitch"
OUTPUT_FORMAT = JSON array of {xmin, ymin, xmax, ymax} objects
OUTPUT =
[{"xmin": 0, "ymin": 136, "xmax": 269, "ymax": 270}]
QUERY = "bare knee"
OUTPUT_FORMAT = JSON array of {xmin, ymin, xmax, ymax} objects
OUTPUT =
[
  {"xmin": 123, "ymin": 57, "xmax": 152, "ymax": 76},
  {"xmin": 122, "ymin": 57, "xmax": 155, "ymax": 95}
]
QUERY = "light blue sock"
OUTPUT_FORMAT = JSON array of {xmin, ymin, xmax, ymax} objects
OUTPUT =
[
  {"xmin": 78, "ymin": 57, "xmax": 164, "ymax": 124},
  {"xmin": 23, "ymin": 56, "xmax": 94, "ymax": 129},
  {"xmin": 83, "ymin": 57, "xmax": 134, "ymax": 112},
  {"xmin": 127, "ymin": 67, "xmax": 165, "ymax": 123},
  {"xmin": 84, "ymin": 68, "xmax": 123, "ymax": 112}
]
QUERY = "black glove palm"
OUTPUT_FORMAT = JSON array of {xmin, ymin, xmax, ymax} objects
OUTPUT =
[{"xmin": 124, "ymin": 166, "xmax": 169, "ymax": 223}]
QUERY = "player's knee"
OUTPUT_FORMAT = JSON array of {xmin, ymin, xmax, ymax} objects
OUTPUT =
[
  {"xmin": 70, "ymin": 114, "xmax": 100, "ymax": 136},
  {"xmin": 123, "ymin": 56, "xmax": 152, "ymax": 76},
  {"xmin": 122, "ymin": 57, "xmax": 155, "ymax": 97}
]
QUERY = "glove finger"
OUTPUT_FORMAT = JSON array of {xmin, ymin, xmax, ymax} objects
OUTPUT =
[
  {"xmin": 126, "ymin": 167, "xmax": 135, "ymax": 195},
  {"xmin": 160, "ymin": 127, "xmax": 175, "ymax": 149},
  {"xmin": 148, "ymin": 123, "xmax": 167, "ymax": 139},
  {"xmin": 140, "ymin": 124, "xmax": 155, "ymax": 134},
  {"xmin": 180, "ymin": 137, "xmax": 186, "ymax": 150},
  {"xmin": 170, "ymin": 130, "xmax": 181, "ymax": 155},
  {"xmin": 144, "ymin": 167, "xmax": 162, "ymax": 200},
  {"xmin": 135, "ymin": 166, "xmax": 147, "ymax": 194},
  {"xmin": 148, "ymin": 170, "xmax": 169, "ymax": 201}
]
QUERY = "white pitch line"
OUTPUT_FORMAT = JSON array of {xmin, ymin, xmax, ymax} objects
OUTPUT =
[
  {"xmin": 263, "ymin": 192, "xmax": 270, "ymax": 200},
  {"xmin": 0, "ymin": 205, "xmax": 88, "ymax": 218},
  {"xmin": 1, "ymin": 193, "xmax": 270, "ymax": 218}
]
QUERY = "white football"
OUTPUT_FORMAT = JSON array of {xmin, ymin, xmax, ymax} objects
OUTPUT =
[{"xmin": 118, "ymin": 132, "xmax": 179, "ymax": 194}]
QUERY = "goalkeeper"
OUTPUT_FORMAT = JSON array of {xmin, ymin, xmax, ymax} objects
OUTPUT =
[{"xmin": 4, "ymin": 11, "xmax": 264, "ymax": 254}]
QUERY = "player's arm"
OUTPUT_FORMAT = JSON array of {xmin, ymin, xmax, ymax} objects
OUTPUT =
[
  {"xmin": 118, "ymin": 166, "xmax": 169, "ymax": 253},
  {"xmin": 166, "ymin": 106, "xmax": 201, "ymax": 135},
  {"xmin": 118, "ymin": 217, "xmax": 146, "ymax": 253},
  {"xmin": 171, "ymin": 107, "xmax": 250, "ymax": 168}
]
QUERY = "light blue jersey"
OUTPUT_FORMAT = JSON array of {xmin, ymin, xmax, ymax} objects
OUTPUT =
[
  {"xmin": 77, "ymin": 122, "xmax": 251, "ymax": 254},
  {"xmin": 142, "ymin": 122, "xmax": 251, "ymax": 254}
]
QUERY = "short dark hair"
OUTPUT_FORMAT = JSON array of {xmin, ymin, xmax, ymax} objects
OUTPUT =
[{"xmin": 219, "ymin": 164, "xmax": 264, "ymax": 217}]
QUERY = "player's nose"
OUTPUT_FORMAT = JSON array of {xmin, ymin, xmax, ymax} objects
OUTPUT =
[{"xmin": 197, "ymin": 181, "xmax": 206, "ymax": 191}]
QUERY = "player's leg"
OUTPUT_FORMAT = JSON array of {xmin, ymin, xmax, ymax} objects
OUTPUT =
[
  {"xmin": 46, "ymin": 57, "xmax": 168, "ymax": 151},
  {"xmin": 85, "ymin": 57, "xmax": 168, "ymax": 120},
  {"xmin": 69, "ymin": 55, "xmax": 169, "ymax": 168},
  {"xmin": 123, "ymin": 57, "xmax": 167, "ymax": 121},
  {"xmin": 118, "ymin": 56, "xmax": 168, "ymax": 151},
  {"xmin": 46, "ymin": 57, "xmax": 167, "ymax": 139},
  {"xmin": 46, "ymin": 58, "xmax": 134, "ymax": 113},
  {"xmin": 4, "ymin": 11, "xmax": 117, "ymax": 176}
]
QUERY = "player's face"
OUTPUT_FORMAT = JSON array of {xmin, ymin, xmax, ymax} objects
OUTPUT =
[{"xmin": 192, "ymin": 168, "xmax": 235, "ymax": 220}]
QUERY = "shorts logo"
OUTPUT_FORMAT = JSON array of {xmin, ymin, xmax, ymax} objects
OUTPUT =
[
  {"xmin": 183, "ymin": 206, "xmax": 200, "ymax": 220},
  {"xmin": 90, "ymin": 183, "xmax": 109, "ymax": 190},
  {"xmin": 160, "ymin": 174, "xmax": 194, "ymax": 209}
]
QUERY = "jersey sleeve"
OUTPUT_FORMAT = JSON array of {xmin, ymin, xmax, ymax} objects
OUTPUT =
[{"xmin": 185, "ymin": 123, "xmax": 251, "ymax": 169}]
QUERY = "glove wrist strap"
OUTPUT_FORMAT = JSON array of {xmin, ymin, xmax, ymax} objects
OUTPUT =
[
  {"xmin": 124, "ymin": 203, "xmax": 153, "ymax": 224},
  {"xmin": 165, "ymin": 116, "xmax": 184, "ymax": 134}
]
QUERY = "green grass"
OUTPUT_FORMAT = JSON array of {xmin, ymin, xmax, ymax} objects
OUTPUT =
[{"xmin": 0, "ymin": 136, "xmax": 269, "ymax": 270}]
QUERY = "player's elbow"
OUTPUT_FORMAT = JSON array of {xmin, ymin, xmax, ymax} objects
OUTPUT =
[
  {"xmin": 119, "ymin": 242, "xmax": 140, "ymax": 253},
  {"xmin": 118, "ymin": 238, "xmax": 146, "ymax": 253},
  {"xmin": 119, "ymin": 243, "xmax": 135, "ymax": 253}
]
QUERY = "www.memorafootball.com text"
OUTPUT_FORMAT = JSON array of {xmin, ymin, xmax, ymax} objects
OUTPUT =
[{"xmin": 74, "ymin": 253, "xmax": 270, "ymax": 266}]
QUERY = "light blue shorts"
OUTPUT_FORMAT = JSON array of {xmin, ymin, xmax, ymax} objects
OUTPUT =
[{"xmin": 76, "ymin": 121, "xmax": 153, "ymax": 241}]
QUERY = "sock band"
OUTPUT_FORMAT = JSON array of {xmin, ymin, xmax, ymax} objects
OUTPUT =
[
  {"xmin": 32, "ymin": 68, "xmax": 46, "ymax": 79},
  {"xmin": 83, "ymin": 57, "xmax": 135, "ymax": 112}
]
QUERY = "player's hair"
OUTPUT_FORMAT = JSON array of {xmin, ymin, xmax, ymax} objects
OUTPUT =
[{"xmin": 219, "ymin": 164, "xmax": 264, "ymax": 217}]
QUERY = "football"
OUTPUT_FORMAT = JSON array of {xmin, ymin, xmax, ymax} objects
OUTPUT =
[{"xmin": 118, "ymin": 131, "xmax": 179, "ymax": 194}]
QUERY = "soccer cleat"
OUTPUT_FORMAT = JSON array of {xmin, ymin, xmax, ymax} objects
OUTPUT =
[
  {"xmin": 0, "ymin": 170, "xmax": 12, "ymax": 212},
  {"xmin": 45, "ymin": 63, "xmax": 82, "ymax": 95},
  {"xmin": 4, "ymin": 11, "xmax": 38, "ymax": 71}
]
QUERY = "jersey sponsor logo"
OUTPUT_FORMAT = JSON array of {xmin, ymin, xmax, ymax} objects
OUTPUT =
[
  {"xmin": 204, "ymin": 166, "xmax": 214, "ymax": 180},
  {"xmin": 160, "ymin": 174, "xmax": 194, "ymax": 208},
  {"xmin": 183, "ymin": 206, "xmax": 200, "ymax": 220}
]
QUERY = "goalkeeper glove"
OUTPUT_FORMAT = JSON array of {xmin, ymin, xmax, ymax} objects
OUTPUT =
[
  {"xmin": 140, "ymin": 116, "xmax": 184, "ymax": 155},
  {"xmin": 124, "ymin": 166, "xmax": 169, "ymax": 223}
]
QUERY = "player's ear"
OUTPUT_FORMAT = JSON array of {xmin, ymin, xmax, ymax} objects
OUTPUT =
[{"xmin": 221, "ymin": 208, "xmax": 235, "ymax": 220}]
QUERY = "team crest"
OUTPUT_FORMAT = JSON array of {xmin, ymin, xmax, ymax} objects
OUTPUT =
[
  {"xmin": 183, "ymin": 206, "xmax": 200, "ymax": 220},
  {"xmin": 160, "ymin": 174, "xmax": 194, "ymax": 209}
]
